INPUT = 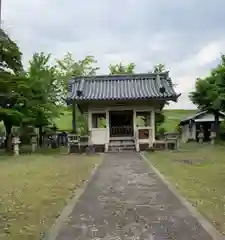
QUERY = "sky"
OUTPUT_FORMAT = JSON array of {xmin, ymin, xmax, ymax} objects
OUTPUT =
[{"xmin": 2, "ymin": 0, "xmax": 225, "ymax": 109}]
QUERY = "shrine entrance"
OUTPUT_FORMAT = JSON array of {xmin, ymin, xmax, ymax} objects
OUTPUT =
[{"xmin": 109, "ymin": 110, "xmax": 133, "ymax": 138}]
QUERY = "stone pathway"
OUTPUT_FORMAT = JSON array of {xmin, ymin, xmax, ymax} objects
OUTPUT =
[{"xmin": 55, "ymin": 153, "xmax": 212, "ymax": 240}]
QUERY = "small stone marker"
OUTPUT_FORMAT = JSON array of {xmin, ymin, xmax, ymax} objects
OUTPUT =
[
  {"xmin": 12, "ymin": 136, "xmax": 20, "ymax": 156},
  {"xmin": 31, "ymin": 135, "xmax": 37, "ymax": 152},
  {"xmin": 198, "ymin": 131, "xmax": 204, "ymax": 143},
  {"xmin": 210, "ymin": 131, "xmax": 216, "ymax": 145}
]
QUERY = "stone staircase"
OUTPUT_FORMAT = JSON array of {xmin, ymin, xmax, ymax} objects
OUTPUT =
[{"xmin": 108, "ymin": 138, "xmax": 136, "ymax": 152}]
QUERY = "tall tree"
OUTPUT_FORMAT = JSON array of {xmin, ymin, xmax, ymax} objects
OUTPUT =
[
  {"xmin": 56, "ymin": 53, "xmax": 99, "ymax": 133},
  {"xmin": 25, "ymin": 52, "xmax": 62, "ymax": 145},
  {"xmin": 190, "ymin": 54, "xmax": 225, "ymax": 139},
  {"xmin": 109, "ymin": 62, "xmax": 135, "ymax": 74},
  {"xmin": 152, "ymin": 64, "xmax": 167, "ymax": 132},
  {"xmin": 0, "ymin": 33, "xmax": 28, "ymax": 150},
  {"xmin": 56, "ymin": 53, "xmax": 99, "ymax": 96}
]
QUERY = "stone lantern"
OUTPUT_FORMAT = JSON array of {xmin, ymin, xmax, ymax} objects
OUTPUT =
[
  {"xmin": 30, "ymin": 133, "xmax": 37, "ymax": 152},
  {"xmin": 188, "ymin": 119, "xmax": 194, "ymax": 141},
  {"xmin": 12, "ymin": 127, "xmax": 21, "ymax": 156},
  {"xmin": 210, "ymin": 123, "xmax": 216, "ymax": 145}
]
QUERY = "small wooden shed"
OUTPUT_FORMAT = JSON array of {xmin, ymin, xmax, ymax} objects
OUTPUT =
[{"xmin": 179, "ymin": 110, "xmax": 225, "ymax": 142}]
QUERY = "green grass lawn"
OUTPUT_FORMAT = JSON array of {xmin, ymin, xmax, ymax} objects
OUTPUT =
[
  {"xmin": 54, "ymin": 109, "xmax": 73, "ymax": 131},
  {"xmin": 161, "ymin": 109, "xmax": 197, "ymax": 132},
  {"xmin": 146, "ymin": 143, "xmax": 225, "ymax": 235},
  {"xmin": 55, "ymin": 108, "xmax": 197, "ymax": 132},
  {"xmin": 0, "ymin": 153, "xmax": 102, "ymax": 240}
]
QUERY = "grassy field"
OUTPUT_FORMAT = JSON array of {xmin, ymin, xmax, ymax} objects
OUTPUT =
[
  {"xmin": 55, "ymin": 109, "xmax": 197, "ymax": 132},
  {"xmin": 146, "ymin": 143, "xmax": 225, "ymax": 235},
  {"xmin": 54, "ymin": 109, "xmax": 73, "ymax": 131},
  {"xmin": 161, "ymin": 109, "xmax": 197, "ymax": 132},
  {"xmin": 0, "ymin": 153, "xmax": 102, "ymax": 240}
]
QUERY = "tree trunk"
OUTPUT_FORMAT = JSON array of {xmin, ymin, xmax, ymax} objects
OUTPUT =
[
  {"xmin": 214, "ymin": 110, "xmax": 220, "ymax": 142},
  {"xmin": 4, "ymin": 121, "xmax": 12, "ymax": 152},
  {"xmin": 38, "ymin": 126, "xmax": 43, "ymax": 147}
]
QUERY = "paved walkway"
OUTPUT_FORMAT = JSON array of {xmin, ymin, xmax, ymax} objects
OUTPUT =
[{"xmin": 55, "ymin": 153, "xmax": 212, "ymax": 240}]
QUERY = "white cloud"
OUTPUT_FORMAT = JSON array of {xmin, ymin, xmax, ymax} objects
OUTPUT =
[
  {"xmin": 168, "ymin": 39, "xmax": 225, "ymax": 109},
  {"xmin": 195, "ymin": 40, "xmax": 225, "ymax": 66}
]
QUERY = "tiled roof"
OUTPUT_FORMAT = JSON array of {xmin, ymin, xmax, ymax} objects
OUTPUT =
[
  {"xmin": 180, "ymin": 110, "xmax": 225, "ymax": 125},
  {"xmin": 67, "ymin": 73, "xmax": 179, "ymax": 101}
]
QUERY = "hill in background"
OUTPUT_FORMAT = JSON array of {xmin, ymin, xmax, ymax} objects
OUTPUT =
[
  {"xmin": 161, "ymin": 109, "xmax": 197, "ymax": 132},
  {"xmin": 54, "ymin": 109, "xmax": 197, "ymax": 132}
]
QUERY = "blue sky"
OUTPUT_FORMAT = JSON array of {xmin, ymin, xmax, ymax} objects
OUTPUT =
[{"xmin": 2, "ymin": 0, "xmax": 225, "ymax": 109}]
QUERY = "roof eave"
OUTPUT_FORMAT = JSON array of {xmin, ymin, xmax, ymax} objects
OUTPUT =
[
  {"xmin": 165, "ymin": 93, "xmax": 181, "ymax": 103},
  {"xmin": 66, "ymin": 95, "xmax": 179, "ymax": 103},
  {"xmin": 179, "ymin": 110, "xmax": 225, "ymax": 125}
]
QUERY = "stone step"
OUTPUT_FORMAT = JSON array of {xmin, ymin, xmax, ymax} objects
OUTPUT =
[
  {"xmin": 109, "ymin": 143, "xmax": 135, "ymax": 148},
  {"xmin": 108, "ymin": 145, "xmax": 136, "ymax": 152},
  {"xmin": 109, "ymin": 140, "xmax": 135, "ymax": 147},
  {"xmin": 108, "ymin": 138, "xmax": 136, "ymax": 152},
  {"xmin": 110, "ymin": 137, "xmax": 134, "ymax": 141}
]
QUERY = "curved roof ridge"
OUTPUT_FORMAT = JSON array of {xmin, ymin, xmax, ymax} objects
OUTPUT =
[{"xmin": 71, "ymin": 72, "xmax": 169, "ymax": 81}]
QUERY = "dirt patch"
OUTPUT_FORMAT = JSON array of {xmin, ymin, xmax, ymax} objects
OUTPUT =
[{"xmin": 175, "ymin": 159, "xmax": 203, "ymax": 165}]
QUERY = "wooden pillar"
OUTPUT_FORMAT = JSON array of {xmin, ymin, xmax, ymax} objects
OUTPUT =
[
  {"xmin": 88, "ymin": 110, "xmax": 92, "ymax": 131},
  {"xmin": 133, "ymin": 109, "xmax": 139, "ymax": 151},
  {"xmin": 133, "ymin": 109, "xmax": 136, "ymax": 133},
  {"xmin": 105, "ymin": 109, "xmax": 109, "ymax": 152},
  {"xmin": 72, "ymin": 102, "xmax": 76, "ymax": 133},
  {"xmin": 151, "ymin": 109, "xmax": 155, "ymax": 142}
]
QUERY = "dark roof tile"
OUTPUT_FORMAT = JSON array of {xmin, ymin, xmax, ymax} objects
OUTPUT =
[
  {"xmin": 67, "ymin": 73, "xmax": 179, "ymax": 101},
  {"xmin": 179, "ymin": 110, "xmax": 225, "ymax": 125}
]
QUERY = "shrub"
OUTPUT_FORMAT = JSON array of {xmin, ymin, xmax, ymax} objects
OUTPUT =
[{"xmin": 158, "ymin": 127, "xmax": 166, "ymax": 138}]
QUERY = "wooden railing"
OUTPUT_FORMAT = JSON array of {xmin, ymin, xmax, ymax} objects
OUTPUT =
[{"xmin": 110, "ymin": 126, "xmax": 133, "ymax": 137}]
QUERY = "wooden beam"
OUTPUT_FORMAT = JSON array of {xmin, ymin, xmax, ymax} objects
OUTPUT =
[{"xmin": 77, "ymin": 104, "xmax": 83, "ymax": 114}]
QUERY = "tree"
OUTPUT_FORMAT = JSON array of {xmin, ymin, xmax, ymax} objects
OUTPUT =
[
  {"xmin": 56, "ymin": 53, "xmax": 99, "ymax": 96},
  {"xmin": 152, "ymin": 64, "xmax": 167, "ymax": 130},
  {"xmin": 56, "ymin": 53, "xmax": 100, "ymax": 133},
  {"xmin": 0, "ymin": 29, "xmax": 8, "ymax": 39},
  {"xmin": 25, "ymin": 52, "xmax": 62, "ymax": 145},
  {"xmin": 152, "ymin": 63, "xmax": 166, "ymax": 73},
  {"xmin": 155, "ymin": 112, "xmax": 165, "ymax": 129},
  {"xmin": 0, "ymin": 33, "xmax": 29, "ymax": 151},
  {"xmin": 189, "ymin": 54, "xmax": 225, "ymax": 139},
  {"xmin": 109, "ymin": 62, "xmax": 135, "ymax": 74}
]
